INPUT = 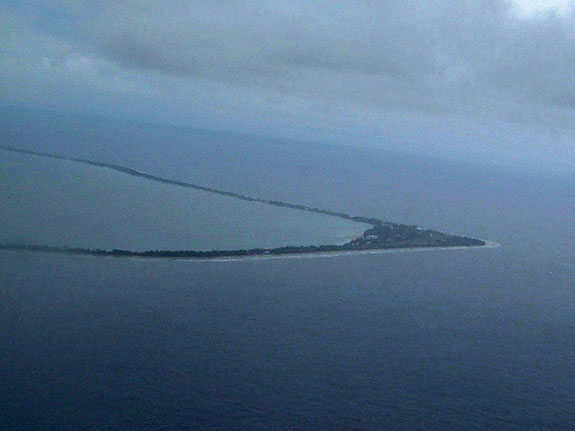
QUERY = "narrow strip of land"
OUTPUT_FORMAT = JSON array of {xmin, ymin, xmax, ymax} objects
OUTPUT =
[
  {"xmin": 0, "ymin": 241, "xmax": 497, "ymax": 262},
  {"xmin": 0, "ymin": 145, "xmax": 489, "ymax": 260},
  {"xmin": 0, "ymin": 145, "xmax": 377, "ymax": 225}
]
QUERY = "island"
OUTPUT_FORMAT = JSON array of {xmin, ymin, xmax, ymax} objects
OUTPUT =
[
  {"xmin": 0, "ymin": 145, "xmax": 487, "ymax": 260},
  {"xmin": 0, "ymin": 212, "xmax": 486, "ymax": 260}
]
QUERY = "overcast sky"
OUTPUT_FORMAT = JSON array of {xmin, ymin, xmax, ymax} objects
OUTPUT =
[{"xmin": 1, "ymin": 0, "xmax": 574, "ymax": 173}]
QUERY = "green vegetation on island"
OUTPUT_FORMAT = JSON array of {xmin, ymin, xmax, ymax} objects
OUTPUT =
[
  {"xmin": 0, "ymin": 145, "xmax": 486, "ymax": 260},
  {"xmin": 0, "ymin": 220, "xmax": 485, "ymax": 260}
]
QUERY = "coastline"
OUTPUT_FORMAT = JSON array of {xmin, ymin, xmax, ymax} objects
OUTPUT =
[
  {"xmin": 1, "ymin": 145, "xmax": 494, "ymax": 260},
  {"xmin": 0, "ymin": 241, "xmax": 498, "ymax": 262},
  {"xmin": 0, "ymin": 145, "xmax": 375, "ymax": 228},
  {"xmin": 157, "ymin": 240, "xmax": 500, "ymax": 263}
]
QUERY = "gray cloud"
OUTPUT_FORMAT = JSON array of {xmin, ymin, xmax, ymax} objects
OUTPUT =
[
  {"xmin": 1, "ymin": 0, "xmax": 575, "ymax": 171},
  {"xmin": 71, "ymin": 0, "xmax": 575, "ymax": 125}
]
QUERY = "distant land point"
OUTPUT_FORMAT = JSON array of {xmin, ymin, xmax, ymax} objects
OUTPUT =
[{"xmin": 0, "ymin": 145, "xmax": 489, "ymax": 260}]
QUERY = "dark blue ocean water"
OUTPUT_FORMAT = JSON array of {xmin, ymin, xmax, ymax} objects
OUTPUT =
[{"xmin": 1, "ymin": 112, "xmax": 575, "ymax": 430}]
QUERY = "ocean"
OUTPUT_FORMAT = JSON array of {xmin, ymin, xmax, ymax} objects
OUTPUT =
[{"xmin": 1, "ymin": 114, "xmax": 574, "ymax": 430}]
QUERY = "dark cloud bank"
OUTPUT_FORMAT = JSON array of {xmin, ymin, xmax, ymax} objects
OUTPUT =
[
  {"xmin": 1, "ymin": 1, "xmax": 575, "ymax": 170},
  {"xmin": 88, "ymin": 1, "xmax": 575, "ymax": 123}
]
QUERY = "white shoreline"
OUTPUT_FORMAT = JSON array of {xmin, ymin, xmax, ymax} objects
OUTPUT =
[
  {"xmin": 0, "ymin": 241, "xmax": 499, "ymax": 263},
  {"xmin": 81, "ymin": 239, "xmax": 497, "ymax": 263},
  {"xmin": 174, "ymin": 240, "xmax": 500, "ymax": 263}
]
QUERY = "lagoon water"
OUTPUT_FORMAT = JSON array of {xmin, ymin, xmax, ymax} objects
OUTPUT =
[
  {"xmin": 1, "ymin": 115, "xmax": 575, "ymax": 430},
  {"xmin": 0, "ymin": 150, "xmax": 366, "ymax": 251}
]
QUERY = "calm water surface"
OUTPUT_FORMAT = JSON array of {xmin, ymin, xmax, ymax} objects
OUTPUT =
[
  {"xmin": 1, "ymin": 127, "xmax": 575, "ymax": 430},
  {"xmin": 0, "ymin": 150, "xmax": 366, "ymax": 251}
]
